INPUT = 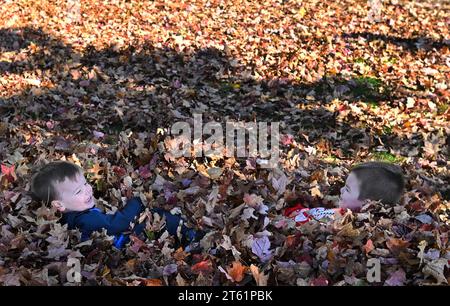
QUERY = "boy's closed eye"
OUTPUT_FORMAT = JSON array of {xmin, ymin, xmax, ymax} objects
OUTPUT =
[{"xmin": 75, "ymin": 182, "xmax": 88, "ymax": 194}]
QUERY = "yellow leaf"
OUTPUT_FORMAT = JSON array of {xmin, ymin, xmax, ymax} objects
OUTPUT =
[
  {"xmin": 69, "ymin": 153, "xmax": 82, "ymax": 167},
  {"xmin": 101, "ymin": 266, "xmax": 110, "ymax": 277},
  {"xmin": 417, "ymin": 240, "xmax": 427, "ymax": 266},
  {"xmin": 0, "ymin": 122, "xmax": 8, "ymax": 136},
  {"xmin": 297, "ymin": 7, "xmax": 307, "ymax": 18},
  {"xmin": 310, "ymin": 186, "xmax": 322, "ymax": 198}
]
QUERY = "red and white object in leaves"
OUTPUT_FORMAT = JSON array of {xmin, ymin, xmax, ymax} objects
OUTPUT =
[{"xmin": 283, "ymin": 203, "xmax": 345, "ymax": 226}]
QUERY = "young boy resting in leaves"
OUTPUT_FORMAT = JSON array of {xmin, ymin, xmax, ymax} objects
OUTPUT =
[
  {"xmin": 284, "ymin": 161, "xmax": 405, "ymax": 225},
  {"xmin": 30, "ymin": 161, "xmax": 203, "ymax": 249}
]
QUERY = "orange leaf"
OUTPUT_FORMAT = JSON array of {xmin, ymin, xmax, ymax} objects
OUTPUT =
[
  {"xmin": 386, "ymin": 238, "xmax": 410, "ymax": 255},
  {"xmin": 191, "ymin": 260, "xmax": 213, "ymax": 275},
  {"xmin": 143, "ymin": 278, "xmax": 163, "ymax": 286},
  {"xmin": 173, "ymin": 247, "xmax": 188, "ymax": 262},
  {"xmin": 227, "ymin": 261, "xmax": 247, "ymax": 283},
  {"xmin": 364, "ymin": 239, "xmax": 375, "ymax": 254},
  {"xmin": 87, "ymin": 163, "xmax": 103, "ymax": 181},
  {"xmin": 285, "ymin": 235, "xmax": 297, "ymax": 248},
  {"xmin": 125, "ymin": 259, "xmax": 136, "ymax": 271}
]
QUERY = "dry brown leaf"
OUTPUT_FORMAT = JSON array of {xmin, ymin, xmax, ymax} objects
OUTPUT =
[
  {"xmin": 422, "ymin": 258, "xmax": 449, "ymax": 284},
  {"xmin": 337, "ymin": 222, "xmax": 360, "ymax": 238}
]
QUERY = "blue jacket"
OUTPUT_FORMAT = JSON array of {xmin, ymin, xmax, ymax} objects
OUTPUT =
[{"xmin": 60, "ymin": 197, "xmax": 200, "ymax": 248}]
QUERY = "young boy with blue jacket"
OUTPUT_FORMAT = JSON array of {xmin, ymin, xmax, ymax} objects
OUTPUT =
[{"xmin": 30, "ymin": 161, "xmax": 203, "ymax": 248}]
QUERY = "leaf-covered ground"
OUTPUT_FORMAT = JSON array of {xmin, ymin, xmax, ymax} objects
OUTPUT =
[{"xmin": 0, "ymin": 0, "xmax": 449, "ymax": 286}]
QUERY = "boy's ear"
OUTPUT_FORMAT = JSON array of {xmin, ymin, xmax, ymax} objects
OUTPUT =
[{"xmin": 51, "ymin": 200, "xmax": 66, "ymax": 212}]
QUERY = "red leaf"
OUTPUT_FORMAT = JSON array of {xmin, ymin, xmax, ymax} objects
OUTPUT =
[
  {"xmin": 138, "ymin": 164, "xmax": 152, "ymax": 179},
  {"xmin": 1, "ymin": 164, "xmax": 16, "ymax": 183},
  {"xmin": 310, "ymin": 275, "xmax": 329, "ymax": 286},
  {"xmin": 191, "ymin": 260, "xmax": 213, "ymax": 275},
  {"xmin": 285, "ymin": 234, "xmax": 302, "ymax": 248},
  {"xmin": 112, "ymin": 166, "xmax": 127, "ymax": 178},
  {"xmin": 281, "ymin": 134, "xmax": 294, "ymax": 146},
  {"xmin": 364, "ymin": 239, "xmax": 375, "ymax": 254}
]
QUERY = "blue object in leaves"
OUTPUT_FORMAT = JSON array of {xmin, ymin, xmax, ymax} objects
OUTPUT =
[{"xmin": 61, "ymin": 197, "xmax": 203, "ymax": 249}]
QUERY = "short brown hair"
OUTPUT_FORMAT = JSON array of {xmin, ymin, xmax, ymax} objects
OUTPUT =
[
  {"xmin": 351, "ymin": 161, "xmax": 405, "ymax": 204},
  {"xmin": 30, "ymin": 161, "xmax": 83, "ymax": 204}
]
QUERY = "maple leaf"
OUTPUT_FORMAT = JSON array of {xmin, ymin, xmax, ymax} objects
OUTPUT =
[
  {"xmin": 281, "ymin": 134, "xmax": 294, "ymax": 146},
  {"xmin": 87, "ymin": 163, "xmax": 103, "ymax": 181},
  {"xmin": 227, "ymin": 261, "xmax": 247, "ymax": 283},
  {"xmin": 386, "ymin": 238, "xmax": 410, "ymax": 255},
  {"xmin": 191, "ymin": 260, "xmax": 213, "ymax": 275},
  {"xmin": 243, "ymin": 193, "xmax": 264, "ymax": 208},
  {"xmin": 363, "ymin": 239, "xmax": 375, "ymax": 254},
  {"xmin": 173, "ymin": 247, "xmax": 188, "ymax": 262},
  {"xmin": 1, "ymin": 164, "xmax": 17, "ymax": 183}
]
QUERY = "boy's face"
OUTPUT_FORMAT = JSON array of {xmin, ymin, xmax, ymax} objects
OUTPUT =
[
  {"xmin": 51, "ymin": 171, "xmax": 95, "ymax": 212},
  {"xmin": 339, "ymin": 172, "xmax": 363, "ymax": 210}
]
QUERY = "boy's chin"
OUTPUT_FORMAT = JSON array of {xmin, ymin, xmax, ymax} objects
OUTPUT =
[
  {"xmin": 338, "ymin": 199, "xmax": 362, "ymax": 212},
  {"xmin": 83, "ymin": 199, "xmax": 95, "ymax": 210},
  {"xmin": 88, "ymin": 199, "xmax": 96, "ymax": 208}
]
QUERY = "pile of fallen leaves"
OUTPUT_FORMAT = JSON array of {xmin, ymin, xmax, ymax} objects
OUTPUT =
[{"xmin": 0, "ymin": 0, "xmax": 449, "ymax": 286}]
